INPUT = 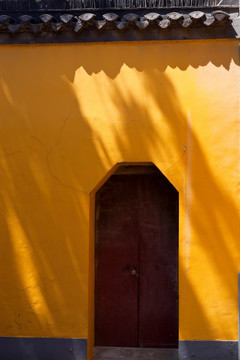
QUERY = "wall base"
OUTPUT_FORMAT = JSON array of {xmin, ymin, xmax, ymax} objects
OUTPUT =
[
  {"xmin": 179, "ymin": 341, "xmax": 238, "ymax": 360},
  {"xmin": 0, "ymin": 337, "xmax": 87, "ymax": 360},
  {"xmin": 0, "ymin": 338, "xmax": 237, "ymax": 360}
]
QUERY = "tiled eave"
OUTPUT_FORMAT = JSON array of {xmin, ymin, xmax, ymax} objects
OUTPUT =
[{"xmin": 0, "ymin": 6, "xmax": 239, "ymax": 43}]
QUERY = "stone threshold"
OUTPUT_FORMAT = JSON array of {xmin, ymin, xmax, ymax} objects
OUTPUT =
[{"xmin": 93, "ymin": 346, "xmax": 178, "ymax": 360}]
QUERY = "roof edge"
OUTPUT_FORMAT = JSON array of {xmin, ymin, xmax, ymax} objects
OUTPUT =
[{"xmin": 0, "ymin": 7, "xmax": 239, "ymax": 43}]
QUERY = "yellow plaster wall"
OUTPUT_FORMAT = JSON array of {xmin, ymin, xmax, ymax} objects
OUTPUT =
[{"xmin": 0, "ymin": 39, "xmax": 239, "ymax": 354}]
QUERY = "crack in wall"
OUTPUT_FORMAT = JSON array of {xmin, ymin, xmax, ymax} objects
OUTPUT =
[{"xmin": 0, "ymin": 151, "xmax": 21, "ymax": 157}]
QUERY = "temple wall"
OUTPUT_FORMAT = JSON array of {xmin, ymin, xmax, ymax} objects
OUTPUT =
[{"xmin": 0, "ymin": 39, "xmax": 239, "ymax": 359}]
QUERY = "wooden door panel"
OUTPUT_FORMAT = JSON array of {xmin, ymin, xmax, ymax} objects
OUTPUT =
[
  {"xmin": 95, "ymin": 169, "xmax": 179, "ymax": 348},
  {"xmin": 95, "ymin": 175, "xmax": 139, "ymax": 347},
  {"xmin": 138, "ymin": 174, "xmax": 178, "ymax": 348}
]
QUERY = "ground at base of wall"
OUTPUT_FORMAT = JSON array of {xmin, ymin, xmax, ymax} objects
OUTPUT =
[{"xmin": 93, "ymin": 342, "xmax": 238, "ymax": 360}]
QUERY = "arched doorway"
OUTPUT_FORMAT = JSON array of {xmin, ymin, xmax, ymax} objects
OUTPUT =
[{"xmin": 95, "ymin": 164, "xmax": 178, "ymax": 348}]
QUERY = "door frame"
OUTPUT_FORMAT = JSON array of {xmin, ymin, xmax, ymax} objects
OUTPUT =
[{"xmin": 88, "ymin": 162, "xmax": 179, "ymax": 358}]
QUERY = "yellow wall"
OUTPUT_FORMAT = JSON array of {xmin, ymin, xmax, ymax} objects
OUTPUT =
[{"xmin": 0, "ymin": 39, "xmax": 239, "ymax": 357}]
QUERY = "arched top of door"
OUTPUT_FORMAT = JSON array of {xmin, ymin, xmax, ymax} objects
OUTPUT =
[{"xmin": 113, "ymin": 163, "xmax": 160, "ymax": 175}]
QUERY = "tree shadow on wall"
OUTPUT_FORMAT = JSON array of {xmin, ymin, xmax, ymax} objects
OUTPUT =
[{"xmin": 0, "ymin": 40, "xmax": 239, "ymax": 357}]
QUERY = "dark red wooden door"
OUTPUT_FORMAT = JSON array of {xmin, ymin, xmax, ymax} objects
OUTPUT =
[
  {"xmin": 138, "ymin": 174, "xmax": 178, "ymax": 348},
  {"xmin": 95, "ymin": 169, "xmax": 178, "ymax": 348}
]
